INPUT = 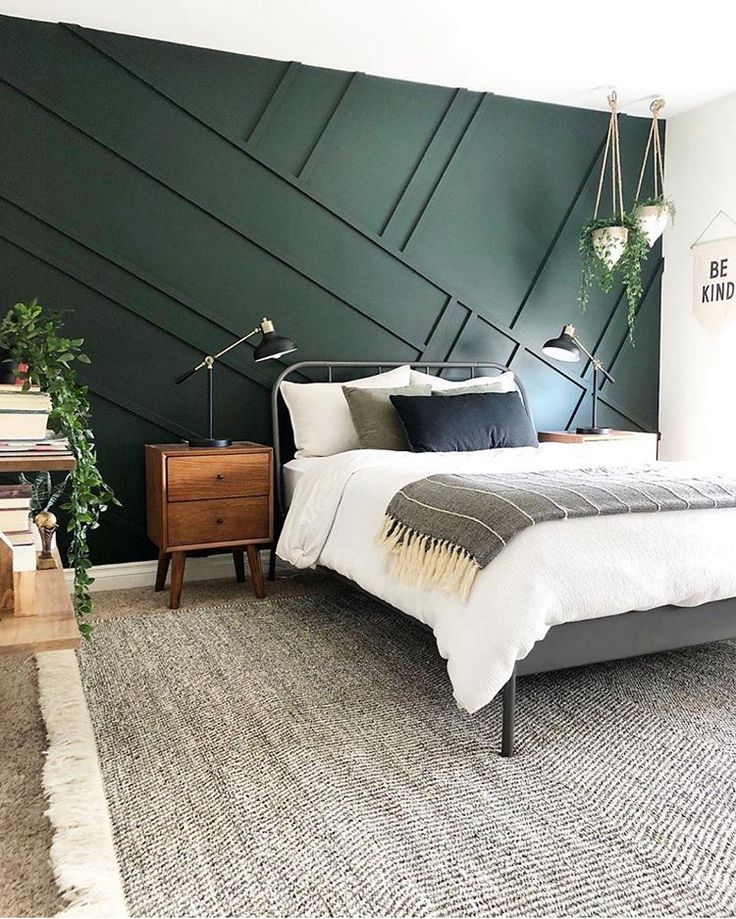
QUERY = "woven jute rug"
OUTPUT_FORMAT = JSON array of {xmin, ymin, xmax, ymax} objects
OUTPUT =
[{"xmin": 78, "ymin": 581, "xmax": 736, "ymax": 917}]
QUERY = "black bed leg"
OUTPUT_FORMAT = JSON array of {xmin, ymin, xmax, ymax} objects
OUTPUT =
[
  {"xmin": 268, "ymin": 546, "xmax": 277, "ymax": 582},
  {"xmin": 501, "ymin": 667, "xmax": 516, "ymax": 758}
]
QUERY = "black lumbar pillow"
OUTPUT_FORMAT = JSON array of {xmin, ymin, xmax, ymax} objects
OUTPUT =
[{"xmin": 389, "ymin": 391, "xmax": 538, "ymax": 452}]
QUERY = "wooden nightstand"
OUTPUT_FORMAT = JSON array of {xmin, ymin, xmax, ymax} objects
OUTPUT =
[
  {"xmin": 145, "ymin": 442, "xmax": 273, "ymax": 609},
  {"xmin": 538, "ymin": 430, "xmax": 659, "ymax": 464}
]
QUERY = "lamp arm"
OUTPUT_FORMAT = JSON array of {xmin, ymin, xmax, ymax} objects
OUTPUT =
[
  {"xmin": 212, "ymin": 325, "xmax": 261, "ymax": 362},
  {"xmin": 174, "ymin": 361, "xmax": 206, "ymax": 385},
  {"xmin": 174, "ymin": 325, "xmax": 261, "ymax": 385},
  {"xmin": 571, "ymin": 334, "xmax": 615, "ymax": 384}
]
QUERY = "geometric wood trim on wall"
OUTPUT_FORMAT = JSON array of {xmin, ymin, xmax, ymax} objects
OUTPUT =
[{"xmin": 0, "ymin": 15, "xmax": 663, "ymax": 564}]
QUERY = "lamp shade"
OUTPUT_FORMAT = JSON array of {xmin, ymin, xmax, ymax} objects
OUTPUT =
[
  {"xmin": 253, "ymin": 323, "xmax": 297, "ymax": 362},
  {"xmin": 542, "ymin": 325, "xmax": 581, "ymax": 363}
]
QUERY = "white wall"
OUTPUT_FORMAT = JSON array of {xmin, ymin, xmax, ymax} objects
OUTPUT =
[
  {"xmin": 1, "ymin": 1, "xmax": 735, "ymax": 115},
  {"xmin": 659, "ymin": 92, "xmax": 736, "ymax": 469}
]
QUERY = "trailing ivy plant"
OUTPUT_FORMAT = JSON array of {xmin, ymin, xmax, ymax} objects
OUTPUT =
[
  {"xmin": 579, "ymin": 212, "xmax": 649, "ymax": 340},
  {"xmin": 0, "ymin": 300, "xmax": 119, "ymax": 636}
]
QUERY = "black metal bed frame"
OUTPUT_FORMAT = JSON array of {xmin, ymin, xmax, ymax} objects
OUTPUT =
[{"xmin": 269, "ymin": 360, "xmax": 736, "ymax": 757}]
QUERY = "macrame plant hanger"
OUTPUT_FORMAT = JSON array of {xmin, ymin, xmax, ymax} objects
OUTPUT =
[
  {"xmin": 592, "ymin": 91, "xmax": 628, "ymax": 268},
  {"xmin": 635, "ymin": 98, "xmax": 670, "ymax": 246}
]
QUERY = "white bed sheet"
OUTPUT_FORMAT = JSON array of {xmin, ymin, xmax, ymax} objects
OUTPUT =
[
  {"xmin": 277, "ymin": 446, "xmax": 736, "ymax": 713},
  {"xmin": 283, "ymin": 457, "xmax": 323, "ymax": 508}
]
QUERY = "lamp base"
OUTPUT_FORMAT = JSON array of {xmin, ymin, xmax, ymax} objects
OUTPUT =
[
  {"xmin": 575, "ymin": 426, "xmax": 612, "ymax": 436},
  {"xmin": 186, "ymin": 437, "xmax": 232, "ymax": 448}
]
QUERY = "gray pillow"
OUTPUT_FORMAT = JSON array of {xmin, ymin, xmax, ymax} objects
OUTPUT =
[
  {"xmin": 433, "ymin": 383, "xmax": 515, "ymax": 395},
  {"xmin": 343, "ymin": 384, "xmax": 431, "ymax": 450}
]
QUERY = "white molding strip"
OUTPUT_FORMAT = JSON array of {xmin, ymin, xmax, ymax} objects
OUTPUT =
[
  {"xmin": 36, "ymin": 650, "xmax": 128, "ymax": 917},
  {"xmin": 63, "ymin": 552, "xmax": 261, "ymax": 592}
]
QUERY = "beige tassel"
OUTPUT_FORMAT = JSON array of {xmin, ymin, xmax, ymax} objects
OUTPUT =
[{"xmin": 378, "ymin": 515, "xmax": 480, "ymax": 601}]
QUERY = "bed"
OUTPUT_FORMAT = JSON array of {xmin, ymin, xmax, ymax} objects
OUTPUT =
[{"xmin": 271, "ymin": 361, "xmax": 736, "ymax": 756}]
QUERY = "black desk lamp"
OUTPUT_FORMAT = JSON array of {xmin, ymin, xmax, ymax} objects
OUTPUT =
[
  {"xmin": 542, "ymin": 324, "xmax": 615, "ymax": 435},
  {"xmin": 175, "ymin": 317, "xmax": 296, "ymax": 448}
]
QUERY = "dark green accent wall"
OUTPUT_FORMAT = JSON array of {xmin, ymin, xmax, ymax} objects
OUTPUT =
[{"xmin": 0, "ymin": 15, "xmax": 663, "ymax": 566}]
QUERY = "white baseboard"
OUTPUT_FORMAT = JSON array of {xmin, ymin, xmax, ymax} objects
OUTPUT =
[{"xmin": 63, "ymin": 550, "xmax": 272, "ymax": 593}]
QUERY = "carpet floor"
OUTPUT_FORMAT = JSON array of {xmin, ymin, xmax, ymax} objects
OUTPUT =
[
  {"xmin": 0, "ymin": 570, "xmax": 304, "ymax": 918},
  {"xmin": 0, "ymin": 654, "xmax": 64, "ymax": 918},
  {"xmin": 75, "ymin": 578, "xmax": 736, "ymax": 917}
]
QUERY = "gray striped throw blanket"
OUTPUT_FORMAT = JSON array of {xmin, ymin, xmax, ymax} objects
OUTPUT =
[{"xmin": 378, "ymin": 465, "xmax": 736, "ymax": 600}]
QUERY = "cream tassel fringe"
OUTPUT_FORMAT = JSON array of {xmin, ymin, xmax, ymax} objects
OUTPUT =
[
  {"xmin": 378, "ymin": 515, "xmax": 480, "ymax": 601},
  {"xmin": 36, "ymin": 650, "xmax": 128, "ymax": 917}
]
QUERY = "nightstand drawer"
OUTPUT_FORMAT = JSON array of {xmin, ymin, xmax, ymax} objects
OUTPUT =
[
  {"xmin": 167, "ymin": 453, "xmax": 270, "ymax": 502},
  {"xmin": 168, "ymin": 496, "xmax": 270, "ymax": 547}
]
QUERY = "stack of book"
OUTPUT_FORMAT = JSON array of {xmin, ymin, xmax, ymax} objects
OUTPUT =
[
  {"xmin": 0, "ymin": 382, "xmax": 52, "ymax": 441},
  {"xmin": 0, "ymin": 436, "xmax": 71, "ymax": 456},
  {"xmin": 0, "ymin": 383, "xmax": 74, "ymax": 461},
  {"xmin": 0, "ymin": 484, "xmax": 36, "ymax": 571}
]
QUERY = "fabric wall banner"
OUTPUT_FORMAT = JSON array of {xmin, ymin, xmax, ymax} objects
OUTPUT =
[{"xmin": 693, "ymin": 236, "xmax": 736, "ymax": 332}]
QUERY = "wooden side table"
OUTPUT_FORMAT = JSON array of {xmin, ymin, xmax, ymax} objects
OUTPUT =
[
  {"xmin": 145, "ymin": 442, "xmax": 273, "ymax": 609},
  {"xmin": 538, "ymin": 430, "xmax": 659, "ymax": 463}
]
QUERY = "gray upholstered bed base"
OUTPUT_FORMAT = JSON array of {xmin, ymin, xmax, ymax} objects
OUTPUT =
[
  {"xmin": 504, "ymin": 597, "xmax": 736, "ymax": 756},
  {"xmin": 319, "ymin": 569, "xmax": 736, "ymax": 757},
  {"xmin": 270, "ymin": 361, "xmax": 736, "ymax": 757}
]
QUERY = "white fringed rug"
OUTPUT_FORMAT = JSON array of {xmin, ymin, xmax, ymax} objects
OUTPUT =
[
  {"xmin": 36, "ymin": 650, "xmax": 127, "ymax": 917},
  {"xmin": 76, "ymin": 589, "xmax": 736, "ymax": 917}
]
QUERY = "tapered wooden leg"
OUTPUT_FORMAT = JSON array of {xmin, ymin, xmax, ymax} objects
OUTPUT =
[
  {"xmin": 233, "ymin": 550, "xmax": 246, "ymax": 583},
  {"xmin": 155, "ymin": 551, "xmax": 170, "ymax": 592},
  {"xmin": 246, "ymin": 545, "xmax": 266, "ymax": 599},
  {"xmin": 169, "ymin": 552, "xmax": 186, "ymax": 610}
]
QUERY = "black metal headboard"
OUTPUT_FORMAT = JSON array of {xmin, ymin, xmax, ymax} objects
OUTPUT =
[{"xmin": 271, "ymin": 361, "xmax": 532, "ymax": 517}]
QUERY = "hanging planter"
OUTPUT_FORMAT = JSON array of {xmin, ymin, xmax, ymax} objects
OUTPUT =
[
  {"xmin": 637, "ymin": 201, "xmax": 672, "ymax": 247},
  {"xmin": 579, "ymin": 91, "xmax": 649, "ymax": 339},
  {"xmin": 634, "ymin": 99, "xmax": 675, "ymax": 247},
  {"xmin": 592, "ymin": 223, "xmax": 628, "ymax": 268},
  {"xmin": 580, "ymin": 214, "xmax": 648, "ymax": 335}
]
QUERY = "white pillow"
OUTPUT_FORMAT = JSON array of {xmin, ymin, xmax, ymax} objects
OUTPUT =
[
  {"xmin": 281, "ymin": 365, "xmax": 411, "ymax": 457},
  {"xmin": 409, "ymin": 369, "xmax": 517, "ymax": 393}
]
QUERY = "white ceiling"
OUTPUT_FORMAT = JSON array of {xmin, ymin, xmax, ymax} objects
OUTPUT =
[{"xmin": 2, "ymin": 0, "xmax": 736, "ymax": 117}]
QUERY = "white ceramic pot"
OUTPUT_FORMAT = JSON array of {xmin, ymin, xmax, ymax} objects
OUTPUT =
[
  {"xmin": 638, "ymin": 205, "xmax": 670, "ymax": 247},
  {"xmin": 591, "ymin": 225, "xmax": 629, "ymax": 268}
]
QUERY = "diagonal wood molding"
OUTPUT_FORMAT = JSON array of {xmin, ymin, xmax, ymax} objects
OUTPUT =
[
  {"xmin": 62, "ymin": 24, "xmax": 658, "ymax": 412},
  {"xmin": 4, "ymin": 34, "xmax": 647, "ymax": 414},
  {"xmin": 1, "ymin": 75, "xmax": 428, "ymax": 355},
  {"xmin": 0, "ymin": 201, "xmax": 278, "ymax": 390},
  {"xmin": 0, "ymin": 16, "xmax": 662, "ymax": 565},
  {"xmin": 389, "ymin": 91, "xmax": 486, "ymax": 251}
]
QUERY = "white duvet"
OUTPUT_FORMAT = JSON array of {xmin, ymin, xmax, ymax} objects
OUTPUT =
[{"xmin": 277, "ymin": 446, "xmax": 736, "ymax": 713}]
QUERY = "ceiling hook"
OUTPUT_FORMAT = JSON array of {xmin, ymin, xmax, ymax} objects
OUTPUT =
[{"xmin": 650, "ymin": 97, "xmax": 666, "ymax": 116}]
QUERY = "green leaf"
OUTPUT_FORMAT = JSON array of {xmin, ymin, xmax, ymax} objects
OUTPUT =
[{"xmin": 0, "ymin": 300, "xmax": 119, "ymax": 632}]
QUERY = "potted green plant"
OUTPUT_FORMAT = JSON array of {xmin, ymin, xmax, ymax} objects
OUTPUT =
[
  {"xmin": 0, "ymin": 300, "xmax": 119, "ymax": 635},
  {"xmin": 635, "ymin": 194, "xmax": 676, "ymax": 247},
  {"xmin": 579, "ymin": 212, "xmax": 649, "ymax": 337},
  {"xmin": 633, "ymin": 99, "xmax": 672, "ymax": 248},
  {"xmin": 590, "ymin": 218, "xmax": 629, "ymax": 268},
  {"xmin": 579, "ymin": 92, "xmax": 651, "ymax": 339},
  {"xmin": 18, "ymin": 470, "xmax": 70, "ymax": 567},
  {"xmin": 19, "ymin": 469, "xmax": 70, "ymax": 517}
]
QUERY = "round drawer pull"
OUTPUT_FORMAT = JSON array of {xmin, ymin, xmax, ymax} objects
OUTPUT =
[
  {"xmin": 216, "ymin": 473, "xmax": 225, "ymax": 480},
  {"xmin": 216, "ymin": 517, "xmax": 224, "ymax": 524}
]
